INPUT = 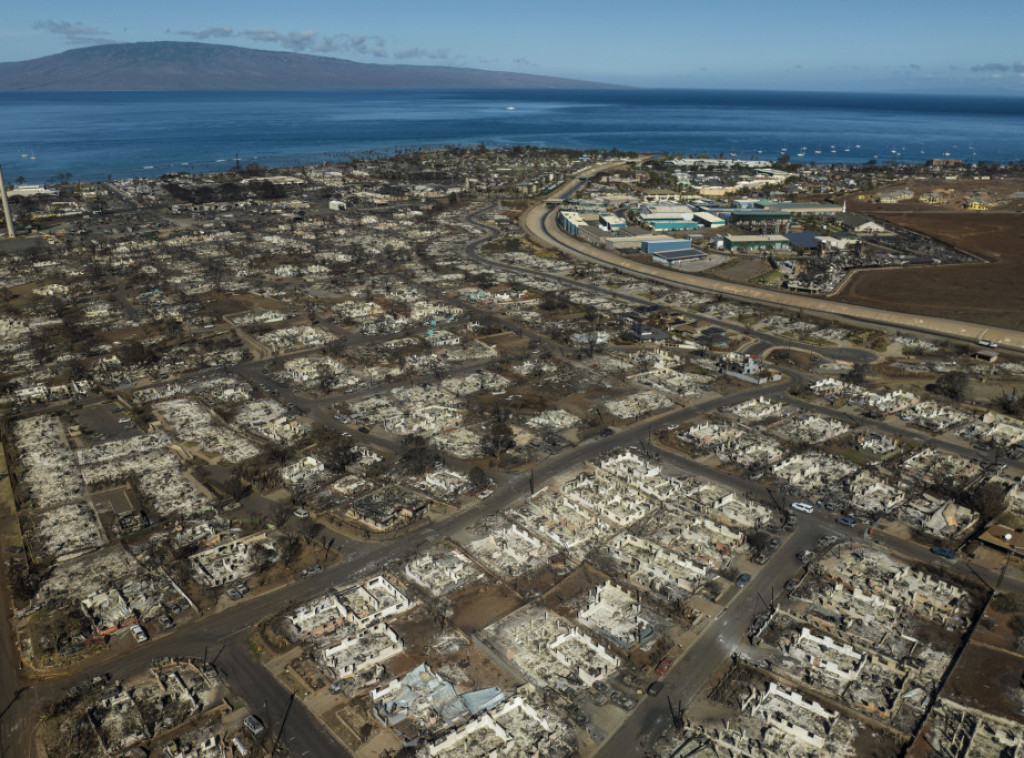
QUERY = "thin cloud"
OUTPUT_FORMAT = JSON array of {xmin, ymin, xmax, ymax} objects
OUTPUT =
[
  {"xmin": 178, "ymin": 27, "xmax": 391, "ymax": 57},
  {"xmin": 513, "ymin": 57, "xmax": 537, "ymax": 67},
  {"xmin": 971, "ymin": 63, "xmax": 1010, "ymax": 72},
  {"xmin": 178, "ymin": 27, "xmax": 234, "ymax": 40},
  {"xmin": 331, "ymin": 34, "xmax": 388, "ymax": 57},
  {"xmin": 241, "ymin": 28, "xmax": 319, "ymax": 53},
  {"xmin": 394, "ymin": 47, "xmax": 452, "ymax": 61},
  {"xmin": 33, "ymin": 20, "xmax": 114, "ymax": 46}
]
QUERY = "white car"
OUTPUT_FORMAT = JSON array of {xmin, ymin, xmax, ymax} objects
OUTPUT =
[
  {"xmin": 129, "ymin": 624, "xmax": 148, "ymax": 643},
  {"xmin": 294, "ymin": 508, "xmax": 310, "ymax": 518},
  {"xmin": 791, "ymin": 501, "xmax": 814, "ymax": 514}
]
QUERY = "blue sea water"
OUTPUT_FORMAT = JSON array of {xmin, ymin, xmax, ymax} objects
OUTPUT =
[{"xmin": 1, "ymin": 88, "xmax": 1022, "ymax": 183}]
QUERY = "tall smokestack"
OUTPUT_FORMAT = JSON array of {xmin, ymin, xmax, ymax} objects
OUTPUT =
[{"xmin": 0, "ymin": 164, "xmax": 14, "ymax": 238}]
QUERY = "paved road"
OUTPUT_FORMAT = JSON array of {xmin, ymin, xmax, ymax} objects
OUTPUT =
[
  {"xmin": 2, "ymin": 175, "xmax": 1018, "ymax": 756},
  {"xmin": 0, "ymin": 373, "xmax": 786, "ymax": 757},
  {"xmin": 216, "ymin": 644, "xmax": 342, "ymax": 758},
  {"xmin": 595, "ymin": 494, "xmax": 1018, "ymax": 757},
  {"xmin": 462, "ymin": 210, "xmax": 879, "ymax": 368},
  {"xmin": 521, "ymin": 178, "xmax": 1024, "ymax": 352},
  {"xmin": 597, "ymin": 510, "xmax": 832, "ymax": 757},
  {"xmin": 784, "ymin": 393, "xmax": 1023, "ymax": 479}
]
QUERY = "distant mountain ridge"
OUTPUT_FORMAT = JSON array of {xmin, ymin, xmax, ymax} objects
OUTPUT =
[{"xmin": 0, "ymin": 41, "xmax": 620, "ymax": 91}]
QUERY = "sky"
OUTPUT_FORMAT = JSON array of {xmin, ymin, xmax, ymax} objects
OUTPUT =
[{"xmin": 4, "ymin": 0, "xmax": 1024, "ymax": 95}]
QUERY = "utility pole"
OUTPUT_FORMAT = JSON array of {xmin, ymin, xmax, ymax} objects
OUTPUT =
[
  {"xmin": 272, "ymin": 692, "xmax": 296, "ymax": 756},
  {"xmin": 0, "ymin": 164, "xmax": 15, "ymax": 238}
]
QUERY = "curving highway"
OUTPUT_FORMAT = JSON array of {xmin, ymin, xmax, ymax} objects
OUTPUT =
[{"xmin": 521, "ymin": 172, "xmax": 1024, "ymax": 352}]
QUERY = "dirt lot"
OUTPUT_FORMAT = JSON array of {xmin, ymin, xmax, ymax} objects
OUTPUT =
[
  {"xmin": 199, "ymin": 291, "xmax": 288, "ymax": 317},
  {"xmin": 541, "ymin": 565, "xmax": 610, "ymax": 618},
  {"xmin": 941, "ymin": 641, "xmax": 1024, "ymax": 722},
  {"xmin": 834, "ymin": 212, "xmax": 1024, "ymax": 330},
  {"xmin": 708, "ymin": 256, "xmax": 773, "ymax": 285},
  {"xmin": 449, "ymin": 583, "xmax": 521, "ymax": 633},
  {"xmin": 852, "ymin": 177, "xmax": 1024, "ymax": 214}
]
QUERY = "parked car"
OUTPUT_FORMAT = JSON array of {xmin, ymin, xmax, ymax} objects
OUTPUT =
[
  {"xmin": 735, "ymin": 573, "xmax": 752, "ymax": 588},
  {"xmin": 836, "ymin": 516, "xmax": 857, "ymax": 527},
  {"xmin": 158, "ymin": 615, "xmax": 174, "ymax": 630},
  {"xmin": 293, "ymin": 508, "xmax": 310, "ymax": 519},
  {"xmin": 931, "ymin": 546, "xmax": 958, "ymax": 560},
  {"xmin": 656, "ymin": 656, "xmax": 674, "ymax": 675},
  {"xmin": 243, "ymin": 715, "xmax": 265, "ymax": 736},
  {"xmin": 600, "ymin": 428, "xmax": 615, "ymax": 438},
  {"xmin": 791, "ymin": 501, "xmax": 814, "ymax": 514},
  {"xmin": 129, "ymin": 624, "xmax": 148, "ymax": 643},
  {"xmin": 647, "ymin": 681, "xmax": 665, "ymax": 696}
]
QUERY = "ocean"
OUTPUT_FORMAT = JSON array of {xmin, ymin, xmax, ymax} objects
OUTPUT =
[{"xmin": 1, "ymin": 88, "xmax": 1022, "ymax": 183}]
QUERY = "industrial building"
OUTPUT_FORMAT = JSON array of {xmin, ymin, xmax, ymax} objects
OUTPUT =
[
  {"xmin": 757, "ymin": 200, "xmax": 842, "ymax": 215},
  {"xmin": 692, "ymin": 211, "xmax": 725, "ymax": 227},
  {"xmin": 727, "ymin": 209, "xmax": 792, "ymax": 234},
  {"xmin": 641, "ymin": 237, "xmax": 690, "ymax": 255},
  {"xmin": 598, "ymin": 213, "xmax": 627, "ymax": 231},
  {"xmin": 651, "ymin": 250, "xmax": 709, "ymax": 267},
  {"xmin": 716, "ymin": 234, "xmax": 791, "ymax": 252},
  {"xmin": 638, "ymin": 202, "xmax": 699, "ymax": 231},
  {"xmin": 556, "ymin": 210, "xmax": 588, "ymax": 236}
]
